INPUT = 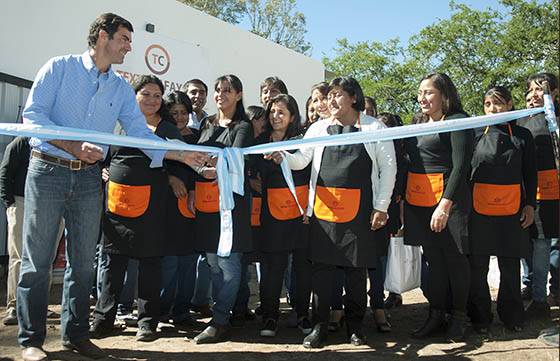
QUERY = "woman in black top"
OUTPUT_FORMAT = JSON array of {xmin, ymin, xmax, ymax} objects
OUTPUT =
[
  {"xmin": 468, "ymin": 86, "xmax": 537, "ymax": 333},
  {"xmin": 92, "ymin": 75, "xmax": 186, "ymax": 341},
  {"xmin": 404, "ymin": 73, "xmax": 474, "ymax": 341},
  {"xmin": 159, "ymin": 91, "xmax": 200, "ymax": 326},
  {"xmin": 254, "ymin": 94, "xmax": 313, "ymax": 337},
  {"xmin": 192, "ymin": 75, "xmax": 254, "ymax": 344}
]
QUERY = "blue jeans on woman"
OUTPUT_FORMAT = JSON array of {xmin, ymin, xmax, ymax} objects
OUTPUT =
[
  {"xmin": 160, "ymin": 254, "xmax": 198, "ymax": 321},
  {"xmin": 522, "ymin": 238, "xmax": 553, "ymax": 302},
  {"xmin": 17, "ymin": 158, "xmax": 102, "ymax": 347},
  {"xmin": 192, "ymin": 254, "xmax": 213, "ymax": 306},
  {"xmin": 206, "ymin": 252, "xmax": 243, "ymax": 326}
]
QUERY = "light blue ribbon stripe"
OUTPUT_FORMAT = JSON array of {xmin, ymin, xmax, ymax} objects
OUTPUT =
[{"xmin": 0, "ymin": 107, "xmax": 545, "ymax": 257}]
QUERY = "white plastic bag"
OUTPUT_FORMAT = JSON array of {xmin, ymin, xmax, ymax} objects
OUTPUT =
[{"xmin": 384, "ymin": 237, "xmax": 422, "ymax": 294}]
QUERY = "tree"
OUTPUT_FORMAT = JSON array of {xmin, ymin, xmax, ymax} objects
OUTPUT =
[
  {"xmin": 178, "ymin": 0, "xmax": 246, "ymax": 24},
  {"xmin": 324, "ymin": 0, "xmax": 559, "ymax": 122},
  {"xmin": 244, "ymin": 0, "xmax": 312, "ymax": 55},
  {"xmin": 178, "ymin": 0, "xmax": 312, "ymax": 55}
]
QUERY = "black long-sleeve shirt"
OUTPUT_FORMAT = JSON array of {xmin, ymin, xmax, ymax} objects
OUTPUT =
[{"xmin": 0, "ymin": 137, "xmax": 30, "ymax": 208}]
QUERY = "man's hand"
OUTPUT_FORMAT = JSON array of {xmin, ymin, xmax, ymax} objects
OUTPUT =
[{"xmin": 52, "ymin": 140, "xmax": 104, "ymax": 164}]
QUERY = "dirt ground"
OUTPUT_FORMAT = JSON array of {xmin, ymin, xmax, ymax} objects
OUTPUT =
[{"xmin": 0, "ymin": 264, "xmax": 559, "ymax": 361}]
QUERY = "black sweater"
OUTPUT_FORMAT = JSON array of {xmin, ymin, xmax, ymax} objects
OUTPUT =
[{"xmin": 0, "ymin": 137, "xmax": 30, "ymax": 208}]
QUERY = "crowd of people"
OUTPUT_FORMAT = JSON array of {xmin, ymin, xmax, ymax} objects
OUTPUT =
[{"xmin": 0, "ymin": 12, "xmax": 558, "ymax": 361}]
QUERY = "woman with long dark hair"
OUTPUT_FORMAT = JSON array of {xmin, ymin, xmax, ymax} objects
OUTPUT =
[
  {"xmin": 468, "ymin": 86, "xmax": 536, "ymax": 333},
  {"xmin": 192, "ymin": 74, "xmax": 254, "ymax": 344},
  {"xmin": 91, "ymin": 75, "xmax": 187, "ymax": 342},
  {"xmin": 404, "ymin": 73, "xmax": 474, "ymax": 341}
]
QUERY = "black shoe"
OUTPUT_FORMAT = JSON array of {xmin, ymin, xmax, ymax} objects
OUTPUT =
[
  {"xmin": 328, "ymin": 313, "xmax": 345, "ymax": 332},
  {"xmin": 446, "ymin": 311, "xmax": 468, "ymax": 342},
  {"xmin": 245, "ymin": 309, "xmax": 256, "ymax": 321},
  {"xmin": 260, "ymin": 318, "xmax": 278, "ymax": 337},
  {"xmin": 194, "ymin": 324, "xmax": 230, "ymax": 344},
  {"xmin": 521, "ymin": 286, "xmax": 532, "ymax": 301},
  {"xmin": 230, "ymin": 314, "xmax": 245, "ymax": 328},
  {"xmin": 525, "ymin": 300, "xmax": 551, "ymax": 319},
  {"xmin": 303, "ymin": 323, "xmax": 328, "ymax": 349},
  {"xmin": 254, "ymin": 306, "xmax": 263, "ymax": 316},
  {"xmin": 297, "ymin": 317, "xmax": 313, "ymax": 335},
  {"xmin": 191, "ymin": 304, "xmax": 213, "ymax": 318},
  {"xmin": 89, "ymin": 322, "xmax": 124, "ymax": 339},
  {"xmin": 173, "ymin": 314, "xmax": 199, "ymax": 328},
  {"xmin": 62, "ymin": 339, "xmax": 106, "ymax": 359},
  {"xmin": 373, "ymin": 309, "xmax": 391, "ymax": 333},
  {"xmin": 349, "ymin": 332, "xmax": 367, "ymax": 346},
  {"xmin": 412, "ymin": 309, "xmax": 445, "ymax": 339},
  {"xmin": 504, "ymin": 323, "xmax": 523, "ymax": 332},
  {"xmin": 136, "ymin": 325, "xmax": 158, "ymax": 342},
  {"xmin": 384, "ymin": 293, "xmax": 403, "ymax": 309},
  {"xmin": 472, "ymin": 323, "xmax": 489, "ymax": 335}
]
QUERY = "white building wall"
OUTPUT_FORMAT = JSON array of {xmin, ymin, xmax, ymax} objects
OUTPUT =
[{"xmin": 0, "ymin": 0, "xmax": 324, "ymax": 115}]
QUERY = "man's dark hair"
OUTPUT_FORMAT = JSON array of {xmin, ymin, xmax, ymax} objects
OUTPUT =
[
  {"xmin": 88, "ymin": 13, "xmax": 133, "ymax": 48},
  {"xmin": 184, "ymin": 78, "xmax": 209, "ymax": 93}
]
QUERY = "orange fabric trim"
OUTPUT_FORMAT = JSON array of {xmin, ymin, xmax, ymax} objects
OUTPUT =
[
  {"xmin": 473, "ymin": 183, "xmax": 521, "ymax": 216},
  {"xmin": 314, "ymin": 186, "xmax": 360, "ymax": 223},
  {"xmin": 251, "ymin": 197, "xmax": 262, "ymax": 226},
  {"xmin": 177, "ymin": 197, "xmax": 195, "ymax": 219},
  {"xmin": 406, "ymin": 172, "xmax": 444, "ymax": 207},
  {"xmin": 195, "ymin": 182, "xmax": 220, "ymax": 213},
  {"xmin": 537, "ymin": 169, "xmax": 560, "ymax": 200},
  {"xmin": 267, "ymin": 185, "xmax": 309, "ymax": 221},
  {"xmin": 107, "ymin": 181, "xmax": 151, "ymax": 218}
]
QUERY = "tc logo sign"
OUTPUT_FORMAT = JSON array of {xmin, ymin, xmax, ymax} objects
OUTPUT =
[{"xmin": 144, "ymin": 44, "xmax": 170, "ymax": 75}]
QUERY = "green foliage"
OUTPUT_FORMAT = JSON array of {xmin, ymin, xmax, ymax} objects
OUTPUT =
[
  {"xmin": 325, "ymin": 0, "xmax": 559, "ymax": 123},
  {"xmin": 178, "ymin": 0, "xmax": 311, "ymax": 55}
]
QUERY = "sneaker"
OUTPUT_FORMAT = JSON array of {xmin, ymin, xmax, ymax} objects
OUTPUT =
[
  {"xmin": 2, "ymin": 307, "xmax": 17, "ymax": 326},
  {"xmin": 193, "ymin": 324, "xmax": 230, "ymax": 344},
  {"xmin": 297, "ymin": 317, "xmax": 313, "ymax": 335},
  {"xmin": 260, "ymin": 318, "xmax": 278, "ymax": 337},
  {"xmin": 136, "ymin": 325, "xmax": 158, "ymax": 342}
]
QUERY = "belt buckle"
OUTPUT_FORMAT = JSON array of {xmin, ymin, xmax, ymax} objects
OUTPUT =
[{"xmin": 69, "ymin": 160, "xmax": 82, "ymax": 170}]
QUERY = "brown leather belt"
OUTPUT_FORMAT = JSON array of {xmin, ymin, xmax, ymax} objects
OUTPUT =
[{"xmin": 31, "ymin": 150, "xmax": 95, "ymax": 171}]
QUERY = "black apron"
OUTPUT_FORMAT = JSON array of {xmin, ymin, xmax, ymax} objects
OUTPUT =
[
  {"xmin": 403, "ymin": 131, "xmax": 470, "ymax": 254},
  {"xmin": 102, "ymin": 120, "xmax": 183, "ymax": 258},
  {"xmin": 309, "ymin": 124, "xmax": 381, "ymax": 268},
  {"xmin": 194, "ymin": 122, "xmax": 252, "ymax": 253},
  {"xmin": 163, "ymin": 132, "xmax": 200, "ymax": 256},
  {"xmin": 258, "ymin": 137, "xmax": 310, "ymax": 253},
  {"xmin": 516, "ymin": 114, "xmax": 559, "ymax": 239},
  {"xmin": 469, "ymin": 124, "xmax": 530, "ymax": 257}
]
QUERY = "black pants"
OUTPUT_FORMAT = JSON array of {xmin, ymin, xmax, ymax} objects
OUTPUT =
[
  {"xmin": 312, "ymin": 262, "xmax": 367, "ymax": 334},
  {"xmin": 423, "ymin": 247, "xmax": 470, "ymax": 313},
  {"xmin": 469, "ymin": 255, "xmax": 523, "ymax": 327},
  {"xmin": 260, "ymin": 251, "xmax": 290, "ymax": 320},
  {"xmin": 93, "ymin": 252, "xmax": 162, "ymax": 330},
  {"xmin": 292, "ymin": 246, "xmax": 313, "ymax": 318}
]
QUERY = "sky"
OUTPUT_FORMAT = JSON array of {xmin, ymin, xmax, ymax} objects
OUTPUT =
[{"xmin": 257, "ymin": 0, "xmax": 506, "ymax": 62}]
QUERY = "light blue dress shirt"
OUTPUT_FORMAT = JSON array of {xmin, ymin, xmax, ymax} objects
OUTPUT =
[{"xmin": 23, "ymin": 51, "xmax": 165, "ymax": 167}]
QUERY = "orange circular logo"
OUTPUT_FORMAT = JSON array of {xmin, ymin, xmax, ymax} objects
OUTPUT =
[{"xmin": 144, "ymin": 44, "xmax": 170, "ymax": 75}]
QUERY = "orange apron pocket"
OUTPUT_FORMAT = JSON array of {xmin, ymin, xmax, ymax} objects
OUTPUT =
[
  {"xmin": 267, "ymin": 185, "xmax": 309, "ymax": 221},
  {"xmin": 178, "ymin": 197, "xmax": 195, "ymax": 218},
  {"xmin": 251, "ymin": 197, "xmax": 262, "ymax": 226},
  {"xmin": 195, "ymin": 182, "xmax": 220, "ymax": 213},
  {"xmin": 406, "ymin": 172, "xmax": 444, "ymax": 207},
  {"xmin": 314, "ymin": 186, "xmax": 360, "ymax": 223},
  {"xmin": 473, "ymin": 183, "xmax": 521, "ymax": 216},
  {"xmin": 537, "ymin": 169, "xmax": 560, "ymax": 200},
  {"xmin": 107, "ymin": 181, "xmax": 151, "ymax": 218}
]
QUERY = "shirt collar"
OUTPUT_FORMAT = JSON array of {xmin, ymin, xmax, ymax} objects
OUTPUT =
[{"xmin": 81, "ymin": 50, "xmax": 114, "ymax": 79}]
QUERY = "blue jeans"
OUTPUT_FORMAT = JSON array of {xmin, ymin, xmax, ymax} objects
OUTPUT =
[
  {"xmin": 191, "ymin": 254, "xmax": 212, "ymax": 306},
  {"xmin": 522, "ymin": 238, "xmax": 553, "ymax": 302},
  {"xmin": 96, "ymin": 248, "xmax": 138, "ymax": 312},
  {"xmin": 549, "ymin": 238, "xmax": 559, "ymax": 297},
  {"xmin": 160, "ymin": 254, "xmax": 198, "ymax": 321},
  {"xmin": 17, "ymin": 158, "xmax": 102, "ymax": 346},
  {"xmin": 206, "ymin": 252, "xmax": 242, "ymax": 326}
]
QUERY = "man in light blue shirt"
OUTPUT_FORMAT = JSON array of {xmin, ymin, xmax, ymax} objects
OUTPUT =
[{"xmin": 17, "ymin": 13, "xmax": 208, "ymax": 361}]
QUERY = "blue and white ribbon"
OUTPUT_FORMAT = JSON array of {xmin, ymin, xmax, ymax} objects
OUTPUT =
[{"xmin": 0, "ymin": 107, "xmax": 545, "ymax": 256}]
